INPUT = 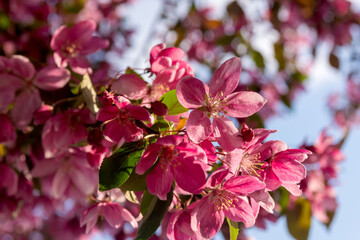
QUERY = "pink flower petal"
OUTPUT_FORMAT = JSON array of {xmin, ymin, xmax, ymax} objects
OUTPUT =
[
  {"xmin": 177, "ymin": 76, "xmax": 206, "ymax": 109},
  {"xmin": 264, "ymin": 168, "xmax": 281, "ymax": 191},
  {"xmin": 199, "ymin": 139, "xmax": 217, "ymax": 163},
  {"xmin": 52, "ymin": 167, "xmax": 69, "ymax": 198},
  {"xmin": 53, "ymin": 51, "xmax": 68, "ymax": 68},
  {"xmin": 136, "ymin": 144, "xmax": 162, "ymax": 174},
  {"xmin": 222, "ymin": 91, "xmax": 267, "ymax": 118},
  {"xmin": 123, "ymin": 121, "xmax": 143, "ymax": 142},
  {"xmin": 224, "ymin": 148, "xmax": 243, "ymax": 174},
  {"xmin": 213, "ymin": 116, "xmax": 242, "ymax": 151},
  {"xmin": 80, "ymin": 204, "xmax": 99, "ymax": 234},
  {"xmin": 70, "ymin": 166, "xmax": 97, "ymax": 196},
  {"xmin": 68, "ymin": 20, "xmax": 96, "ymax": 44},
  {"xmin": 151, "ymin": 56, "xmax": 172, "ymax": 73},
  {"xmin": 31, "ymin": 159, "xmax": 59, "ymax": 178},
  {"xmin": 0, "ymin": 164, "xmax": 18, "ymax": 196},
  {"xmin": 173, "ymin": 159, "xmax": 206, "ymax": 194},
  {"xmin": 146, "ymin": 162, "xmax": 174, "ymax": 200},
  {"xmin": 126, "ymin": 105, "xmax": 153, "ymax": 122},
  {"xmin": 223, "ymin": 197, "xmax": 255, "ymax": 228},
  {"xmin": 272, "ymin": 157, "xmax": 306, "ymax": 183},
  {"xmin": 224, "ymin": 175, "xmax": 266, "ymax": 195},
  {"xmin": 209, "ymin": 57, "xmax": 242, "ymax": 97},
  {"xmin": 97, "ymin": 106, "xmax": 119, "ymax": 121},
  {"xmin": 11, "ymin": 87, "xmax": 42, "ymax": 129},
  {"xmin": 186, "ymin": 110, "xmax": 212, "ymax": 144},
  {"xmin": 150, "ymin": 43, "xmax": 166, "ymax": 64},
  {"xmin": 50, "ymin": 25, "xmax": 69, "ymax": 50},
  {"xmin": 68, "ymin": 56, "xmax": 92, "ymax": 75},
  {"xmin": 206, "ymin": 168, "xmax": 230, "ymax": 188},
  {"xmin": 194, "ymin": 196, "xmax": 225, "ymax": 239},
  {"xmin": 111, "ymin": 74, "xmax": 147, "ymax": 100},
  {"xmin": 0, "ymin": 74, "xmax": 24, "ymax": 113},
  {"xmin": 10, "ymin": 55, "xmax": 36, "ymax": 80},
  {"xmin": 80, "ymin": 36, "xmax": 109, "ymax": 55},
  {"xmin": 0, "ymin": 114, "xmax": 16, "ymax": 147},
  {"xmin": 34, "ymin": 67, "xmax": 70, "ymax": 91},
  {"xmin": 103, "ymin": 120, "xmax": 125, "ymax": 143},
  {"xmin": 157, "ymin": 47, "xmax": 185, "ymax": 61},
  {"xmin": 282, "ymin": 183, "xmax": 302, "ymax": 196},
  {"xmin": 33, "ymin": 105, "xmax": 53, "ymax": 125},
  {"xmin": 102, "ymin": 202, "xmax": 138, "ymax": 229}
]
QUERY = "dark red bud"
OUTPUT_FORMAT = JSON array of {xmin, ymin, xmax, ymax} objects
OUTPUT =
[
  {"xmin": 87, "ymin": 128, "xmax": 103, "ymax": 145},
  {"xmin": 240, "ymin": 123, "xmax": 254, "ymax": 142},
  {"xmin": 151, "ymin": 101, "xmax": 168, "ymax": 116}
]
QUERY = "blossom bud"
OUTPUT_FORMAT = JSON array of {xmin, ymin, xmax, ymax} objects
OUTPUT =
[
  {"xmin": 151, "ymin": 100, "xmax": 168, "ymax": 116},
  {"xmin": 88, "ymin": 128, "xmax": 103, "ymax": 145},
  {"xmin": 240, "ymin": 123, "xmax": 254, "ymax": 142}
]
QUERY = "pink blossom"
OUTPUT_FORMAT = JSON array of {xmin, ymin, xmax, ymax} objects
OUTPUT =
[
  {"xmin": 111, "ymin": 73, "xmax": 147, "ymax": 100},
  {"xmin": 177, "ymin": 57, "xmax": 266, "ymax": 150},
  {"xmin": 80, "ymin": 201, "xmax": 138, "ymax": 234},
  {"xmin": 264, "ymin": 144, "xmax": 311, "ymax": 196},
  {"xmin": 0, "ymin": 163, "xmax": 18, "ymax": 196},
  {"xmin": 167, "ymin": 206, "xmax": 203, "ymax": 240},
  {"xmin": 191, "ymin": 169, "xmax": 265, "ymax": 239},
  {"xmin": 33, "ymin": 105, "xmax": 53, "ymax": 125},
  {"xmin": 50, "ymin": 20, "xmax": 109, "ymax": 75},
  {"xmin": 150, "ymin": 43, "xmax": 193, "ymax": 78},
  {"xmin": 42, "ymin": 109, "xmax": 96, "ymax": 158},
  {"xmin": 0, "ymin": 114, "xmax": 16, "ymax": 147},
  {"xmin": 135, "ymin": 135, "xmax": 207, "ymax": 200},
  {"xmin": 31, "ymin": 148, "xmax": 98, "ymax": 201},
  {"xmin": 0, "ymin": 55, "xmax": 70, "ymax": 129},
  {"xmin": 97, "ymin": 96, "xmax": 153, "ymax": 143}
]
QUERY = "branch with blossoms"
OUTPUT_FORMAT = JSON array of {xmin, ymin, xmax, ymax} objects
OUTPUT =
[
  {"xmin": 0, "ymin": 1, "xmax": 353, "ymax": 238},
  {"xmin": 84, "ymin": 43, "xmax": 312, "ymax": 239}
]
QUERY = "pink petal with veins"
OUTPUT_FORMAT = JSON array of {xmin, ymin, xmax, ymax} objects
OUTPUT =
[
  {"xmin": 111, "ymin": 74, "xmax": 147, "ymax": 100},
  {"xmin": 177, "ymin": 76, "xmax": 206, "ymax": 109},
  {"xmin": 223, "ymin": 91, "xmax": 267, "ymax": 118},
  {"xmin": 186, "ymin": 110, "xmax": 212, "ymax": 144},
  {"xmin": 209, "ymin": 57, "xmax": 242, "ymax": 97}
]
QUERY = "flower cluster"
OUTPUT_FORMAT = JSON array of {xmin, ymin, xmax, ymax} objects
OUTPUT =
[{"xmin": 0, "ymin": 0, "xmax": 353, "ymax": 239}]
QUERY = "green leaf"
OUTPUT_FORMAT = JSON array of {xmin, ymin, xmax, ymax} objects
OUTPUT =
[
  {"xmin": 140, "ymin": 190, "xmax": 155, "ymax": 216},
  {"xmin": 125, "ymin": 67, "xmax": 146, "ymax": 81},
  {"xmin": 150, "ymin": 116, "xmax": 172, "ymax": 133},
  {"xmin": 291, "ymin": 71, "xmax": 308, "ymax": 83},
  {"xmin": 274, "ymin": 42, "xmax": 286, "ymax": 70},
  {"xmin": 136, "ymin": 190, "xmax": 173, "ymax": 240},
  {"xmin": 281, "ymin": 94, "xmax": 292, "ymax": 109},
  {"xmin": 161, "ymin": 89, "xmax": 188, "ymax": 115},
  {"xmin": 227, "ymin": 218, "xmax": 239, "ymax": 240},
  {"xmin": 329, "ymin": 52, "xmax": 339, "ymax": 69},
  {"xmin": 325, "ymin": 210, "xmax": 336, "ymax": 229},
  {"xmin": 279, "ymin": 187, "xmax": 290, "ymax": 214},
  {"xmin": 286, "ymin": 198, "xmax": 312, "ymax": 240},
  {"xmin": 120, "ymin": 170, "xmax": 148, "ymax": 192},
  {"xmin": 252, "ymin": 50, "xmax": 265, "ymax": 69},
  {"xmin": 80, "ymin": 73, "xmax": 100, "ymax": 114},
  {"xmin": 99, "ymin": 140, "xmax": 148, "ymax": 191}
]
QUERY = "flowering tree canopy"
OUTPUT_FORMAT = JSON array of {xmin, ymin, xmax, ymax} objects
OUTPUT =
[{"xmin": 0, "ymin": 0, "xmax": 358, "ymax": 239}]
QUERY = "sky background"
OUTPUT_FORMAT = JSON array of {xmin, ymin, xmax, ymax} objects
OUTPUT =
[{"xmin": 99, "ymin": 0, "xmax": 360, "ymax": 239}]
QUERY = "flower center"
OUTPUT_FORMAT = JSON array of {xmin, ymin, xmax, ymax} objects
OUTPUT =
[
  {"xmin": 159, "ymin": 146, "xmax": 179, "ymax": 170},
  {"xmin": 64, "ymin": 43, "xmax": 78, "ymax": 57},
  {"xmin": 240, "ymin": 152, "xmax": 265, "ymax": 177},
  {"xmin": 213, "ymin": 189, "xmax": 238, "ymax": 212},
  {"xmin": 205, "ymin": 91, "xmax": 227, "ymax": 117},
  {"xmin": 117, "ymin": 111, "xmax": 130, "ymax": 125}
]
